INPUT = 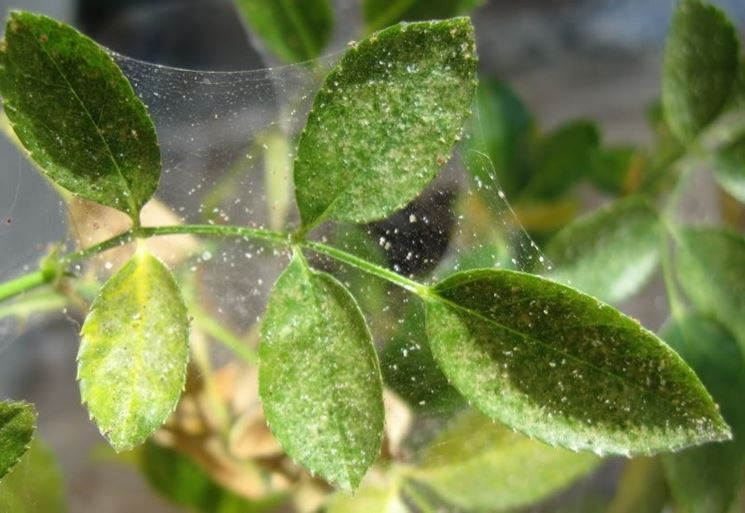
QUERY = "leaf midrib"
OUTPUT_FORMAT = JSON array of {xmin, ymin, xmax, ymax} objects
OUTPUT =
[
  {"xmin": 428, "ymin": 292, "xmax": 686, "ymax": 404},
  {"xmin": 26, "ymin": 22, "xmax": 138, "ymax": 217},
  {"xmin": 299, "ymin": 260, "xmax": 358, "ymax": 488}
]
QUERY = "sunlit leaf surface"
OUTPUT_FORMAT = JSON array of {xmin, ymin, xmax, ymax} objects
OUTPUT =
[
  {"xmin": 78, "ymin": 249, "xmax": 189, "ymax": 451},
  {"xmin": 294, "ymin": 18, "xmax": 477, "ymax": 227},
  {"xmin": 259, "ymin": 252, "xmax": 384, "ymax": 490},
  {"xmin": 425, "ymin": 269, "xmax": 729, "ymax": 455}
]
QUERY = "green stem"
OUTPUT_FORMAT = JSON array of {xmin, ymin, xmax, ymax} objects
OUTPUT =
[
  {"xmin": 0, "ymin": 270, "xmax": 51, "ymax": 303},
  {"xmin": 0, "ymin": 223, "xmax": 432, "ymax": 304},
  {"xmin": 303, "ymin": 239, "xmax": 429, "ymax": 296}
]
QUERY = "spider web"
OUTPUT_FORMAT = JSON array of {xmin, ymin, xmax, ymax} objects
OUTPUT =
[{"xmin": 0, "ymin": 40, "xmax": 555, "ymax": 512}]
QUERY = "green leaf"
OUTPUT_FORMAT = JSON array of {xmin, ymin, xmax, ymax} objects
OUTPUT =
[
  {"xmin": 662, "ymin": 0, "xmax": 739, "ymax": 141},
  {"xmin": 463, "ymin": 78, "xmax": 535, "ymax": 200},
  {"xmin": 0, "ymin": 438, "xmax": 66, "ymax": 513},
  {"xmin": 293, "ymin": 18, "xmax": 477, "ymax": 228},
  {"xmin": 544, "ymin": 198, "xmax": 660, "ymax": 304},
  {"xmin": 0, "ymin": 11, "xmax": 161, "ymax": 221},
  {"xmin": 78, "ymin": 249, "xmax": 189, "ymax": 451},
  {"xmin": 675, "ymin": 228, "xmax": 745, "ymax": 345},
  {"xmin": 381, "ymin": 299, "xmax": 462, "ymax": 413},
  {"xmin": 0, "ymin": 401, "xmax": 35, "ymax": 480},
  {"xmin": 413, "ymin": 409, "xmax": 599, "ymax": 511},
  {"xmin": 327, "ymin": 479, "xmax": 408, "ymax": 513},
  {"xmin": 424, "ymin": 269, "xmax": 729, "ymax": 455},
  {"xmin": 713, "ymin": 134, "xmax": 745, "ymax": 203},
  {"xmin": 363, "ymin": 0, "xmax": 483, "ymax": 33},
  {"xmin": 233, "ymin": 0, "xmax": 333, "ymax": 63},
  {"xmin": 661, "ymin": 314, "xmax": 745, "ymax": 513},
  {"xmin": 259, "ymin": 252, "xmax": 384, "ymax": 490},
  {"xmin": 523, "ymin": 120, "xmax": 600, "ymax": 200},
  {"xmin": 589, "ymin": 146, "xmax": 638, "ymax": 196},
  {"xmin": 141, "ymin": 441, "xmax": 286, "ymax": 513},
  {"xmin": 607, "ymin": 458, "xmax": 668, "ymax": 513}
]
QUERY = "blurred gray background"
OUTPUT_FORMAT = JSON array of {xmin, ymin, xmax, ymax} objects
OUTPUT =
[{"xmin": 0, "ymin": 0, "xmax": 744, "ymax": 511}]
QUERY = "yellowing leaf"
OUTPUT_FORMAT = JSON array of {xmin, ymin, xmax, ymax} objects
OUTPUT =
[{"xmin": 78, "ymin": 249, "xmax": 189, "ymax": 451}]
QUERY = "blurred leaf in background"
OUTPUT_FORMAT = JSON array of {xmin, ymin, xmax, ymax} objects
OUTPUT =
[{"xmin": 233, "ymin": 0, "xmax": 333, "ymax": 63}]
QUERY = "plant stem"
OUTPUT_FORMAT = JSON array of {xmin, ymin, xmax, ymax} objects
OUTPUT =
[
  {"xmin": 303, "ymin": 240, "xmax": 429, "ymax": 296},
  {"xmin": 0, "ymin": 270, "xmax": 50, "ymax": 303},
  {"xmin": 0, "ymin": 223, "xmax": 433, "ymax": 303}
]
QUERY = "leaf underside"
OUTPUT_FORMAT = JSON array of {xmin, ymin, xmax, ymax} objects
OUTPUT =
[
  {"xmin": 0, "ymin": 11, "xmax": 160, "ymax": 219},
  {"xmin": 78, "ymin": 250, "xmax": 189, "ymax": 451},
  {"xmin": 425, "ymin": 269, "xmax": 729, "ymax": 456},
  {"xmin": 0, "ymin": 401, "xmax": 36, "ymax": 481},
  {"xmin": 259, "ymin": 253, "xmax": 384, "ymax": 491},
  {"xmin": 294, "ymin": 17, "xmax": 477, "ymax": 227}
]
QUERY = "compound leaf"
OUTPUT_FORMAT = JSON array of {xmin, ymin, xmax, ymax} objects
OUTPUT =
[
  {"xmin": 661, "ymin": 314, "xmax": 745, "ymax": 513},
  {"xmin": 0, "ymin": 11, "xmax": 160, "ymax": 221},
  {"xmin": 0, "ymin": 438, "xmax": 66, "ymax": 513},
  {"xmin": 662, "ymin": 0, "xmax": 739, "ymax": 141},
  {"xmin": 545, "ymin": 198, "xmax": 660, "ymax": 304},
  {"xmin": 294, "ymin": 18, "xmax": 477, "ymax": 228},
  {"xmin": 78, "ymin": 249, "xmax": 189, "ymax": 451},
  {"xmin": 259, "ymin": 252, "xmax": 384, "ymax": 491},
  {"xmin": 675, "ymin": 228, "xmax": 745, "ymax": 345},
  {"xmin": 424, "ymin": 269, "xmax": 729, "ymax": 455},
  {"xmin": 0, "ymin": 401, "xmax": 35, "ymax": 480},
  {"xmin": 234, "ymin": 0, "xmax": 333, "ymax": 63},
  {"xmin": 413, "ymin": 409, "xmax": 599, "ymax": 511}
]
